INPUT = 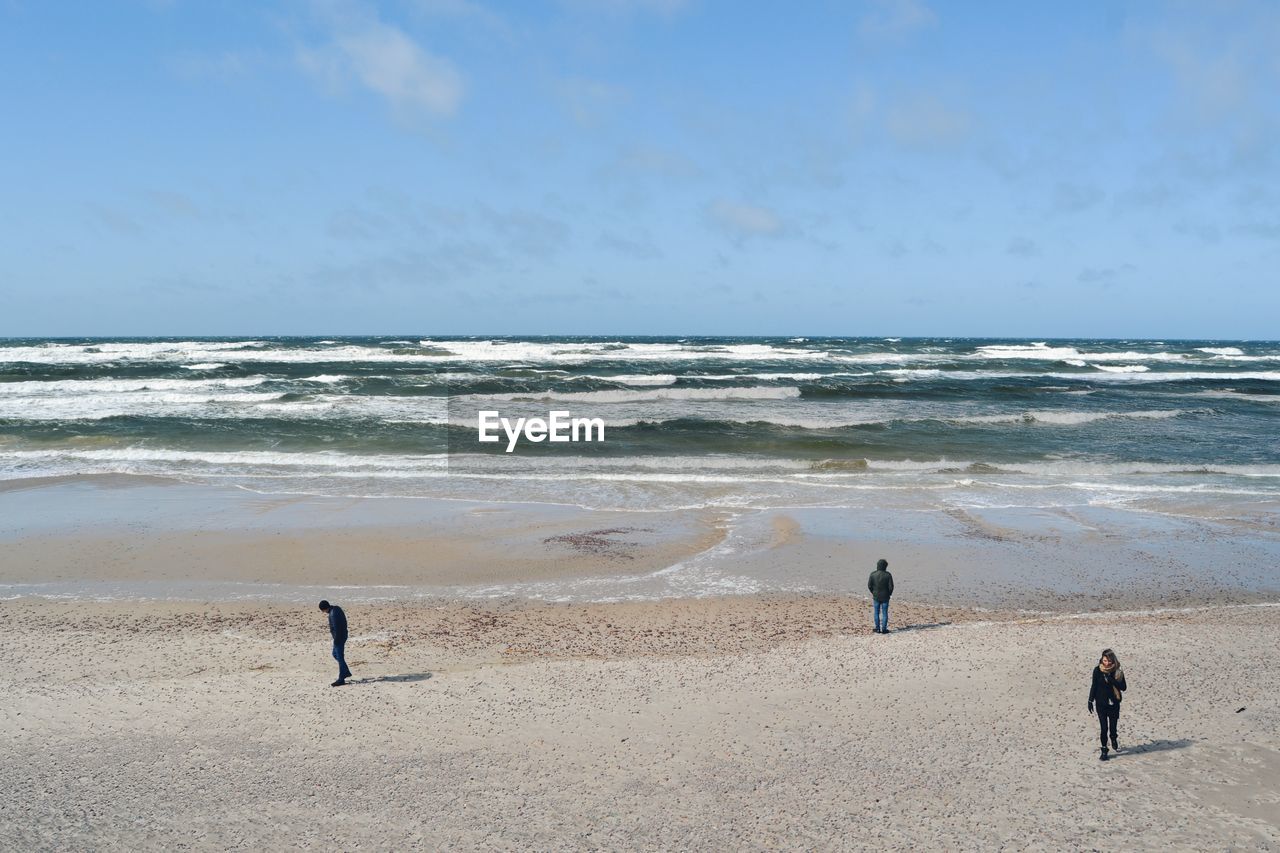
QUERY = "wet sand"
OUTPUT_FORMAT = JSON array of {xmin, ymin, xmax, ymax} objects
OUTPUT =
[
  {"xmin": 0, "ymin": 476, "xmax": 727, "ymax": 589},
  {"xmin": 2, "ymin": 475, "xmax": 1278, "ymax": 609}
]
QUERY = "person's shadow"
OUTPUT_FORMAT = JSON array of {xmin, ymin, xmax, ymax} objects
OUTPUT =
[
  {"xmin": 352, "ymin": 672, "xmax": 434, "ymax": 685},
  {"xmin": 890, "ymin": 622, "xmax": 953, "ymax": 633},
  {"xmin": 1117, "ymin": 738, "xmax": 1193, "ymax": 756}
]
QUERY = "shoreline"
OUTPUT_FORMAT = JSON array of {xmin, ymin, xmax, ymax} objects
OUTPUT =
[{"xmin": 2, "ymin": 473, "xmax": 1279, "ymax": 610}]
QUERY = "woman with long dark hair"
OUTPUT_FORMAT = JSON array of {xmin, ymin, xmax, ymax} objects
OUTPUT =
[{"xmin": 1087, "ymin": 648, "xmax": 1127, "ymax": 760}]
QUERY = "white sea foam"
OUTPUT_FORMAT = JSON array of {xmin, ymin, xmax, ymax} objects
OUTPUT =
[
  {"xmin": 8, "ymin": 449, "xmax": 1265, "ymax": 482},
  {"xmin": 0, "ymin": 447, "xmax": 450, "ymax": 469},
  {"xmin": 1185, "ymin": 390, "xmax": 1280, "ymax": 403},
  {"xmin": 881, "ymin": 368, "xmax": 1280, "ymax": 383},
  {"xmin": 418, "ymin": 340, "xmax": 824, "ymax": 364},
  {"xmin": 0, "ymin": 392, "xmax": 449, "ymax": 422},
  {"xmin": 0, "ymin": 377, "xmax": 268, "ymax": 394},
  {"xmin": 4, "ymin": 339, "xmax": 1273, "ymax": 371},
  {"xmin": 947, "ymin": 409, "xmax": 1191, "ymax": 426},
  {"xmin": 1048, "ymin": 370, "xmax": 1280, "ymax": 382},
  {"xmin": 1090, "ymin": 364, "xmax": 1150, "ymax": 373},
  {"xmin": 0, "ymin": 340, "xmax": 832, "ymax": 366},
  {"xmin": 974, "ymin": 343, "xmax": 1192, "ymax": 362},
  {"xmin": 579, "ymin": 371, "xmax": 871, "ymax": 385},
  {"xmin": 695, "ymin": 371, "xmax": 874, "ymax": 381},
  {"xmin": 467, "ymin": 386, "xmax": 803, "ymax": 404},
  {"xmin": 0, "ymin": 341, "xmax": 267, "ymax": 365},
  {"xmin": 578, "ymin": 374, "xmax": 679, "ymax": 386}
]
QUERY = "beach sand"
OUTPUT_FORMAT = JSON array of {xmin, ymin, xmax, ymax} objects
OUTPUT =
[
  {"xmin": 2, "ymin": 478, "xmax": 1279, "ymax": 849},
  {"xmin": 2, "ymin": 597, "xmax": 1279, "ymax": 850}
]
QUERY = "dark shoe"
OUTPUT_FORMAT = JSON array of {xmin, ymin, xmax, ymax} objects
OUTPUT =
[
  {"xmin": 331, "ymin": 679, "xmax": 347, "ymax": 687},
  {"xmin": 1100, "ymin": 748, "xmax": 1109, "ymax": 761},
  {"xmin": 1111, "ymin": 738, "xmax": 1119, "ymax": 751}
]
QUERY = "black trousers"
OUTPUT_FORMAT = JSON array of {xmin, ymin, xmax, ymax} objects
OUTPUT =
[{"xmin": 1097, "ymin": 705, "xmax": 1120, "ymax": 747}]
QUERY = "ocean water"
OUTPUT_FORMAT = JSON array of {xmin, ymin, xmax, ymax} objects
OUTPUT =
[{"xmin": 1, "ymin": 336, "xmax": 1278, "ymax": 514}]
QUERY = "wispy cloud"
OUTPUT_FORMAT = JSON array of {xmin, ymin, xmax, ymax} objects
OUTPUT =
[
  {"xmin": 885, "ymin": 94, "xmax": 972, "ymax": 146},
  {"xmin": 557, "ymin": 77, "xmax": 629, "ymax": 127},
  {"xmin": 1053, "ymin": 182, "xmax": 1105, "ymax": 214},
  {"xmin": 169, "ymin": 49, "xmax": 259, "ymax": 81},
  {"xmin": 481, "ymin": 207, "xmax": 571, "ymax": 258},
  {"xmin": 87, "ymin": 204, "xmax": 143, "ymax": 237},
  {"xmin": 1006, "ymin": 236, "xmax": 1039, "ymax": 258},
  {"xmin": 412, "ymin": 0, "xmax": 508, "ymax": 33},
  {"xmin": 597, "ymin": 229, "xmax": 661, "ymax": 259},
  {"xmin": 1077, "ymin": 263, "xmax": 1135, "ymax": 285},
  {"xmin": 600, "ymin": 145, "xmax": 702, "ymax": 182},
  {"xmin": 298, "ymin": 10, "xmax": 463, "ymax": 118},
  {"xmin": 706, "ymin": 200, "xmax": 785, "ymax": 242},
  {"xmin": 1154, "ymin": 38, "xmax": 1248, "ymax": 124},
  {"xmin": 560, "ymin": 0, "xmax": 691, "ymax": 17},
  {"xmin": 858, "ymin": 0, "xmax": 936, "ymax": 40}
]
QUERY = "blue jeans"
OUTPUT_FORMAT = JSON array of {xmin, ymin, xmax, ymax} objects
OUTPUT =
[
  {"xmin": 873, "ymin": 601, "xmax": 889, "ymax": 631},
  {"xmin": 333, "ymin": 640, "xmax": 352, "ymax": 679}
]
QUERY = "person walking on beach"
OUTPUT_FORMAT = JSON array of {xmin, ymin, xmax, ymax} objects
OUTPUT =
[
  {"xmin": 319, "ymin": 600, "xmax": 353, "ymax": 687},
  {"xmin": 1088, "ymin": 648, "xmax": 1127, "ymax": 760},
  {"xmin": 868, "ymin": 558, "xmax": 894, "ymax": 634}
]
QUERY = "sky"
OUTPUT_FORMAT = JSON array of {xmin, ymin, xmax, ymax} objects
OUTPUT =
[{"xmin": 2, "ymin": 0, "xmax": 1278, "ymax": 338}]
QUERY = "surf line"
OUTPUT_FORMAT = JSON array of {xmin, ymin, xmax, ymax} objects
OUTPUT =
[{"xmin": 477, "ymin": 410, "xmax": 606, "ymax": 453}]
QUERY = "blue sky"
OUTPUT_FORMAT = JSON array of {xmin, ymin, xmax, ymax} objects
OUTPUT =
[{"xmin": 2, "ymin": 0, "xmax": 1278, "ymax": 337}]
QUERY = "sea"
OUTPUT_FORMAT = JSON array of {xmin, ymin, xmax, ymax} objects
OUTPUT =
[{"xmin": 2, "ymin": 336, "xmax": 1278, "ymax": 516}]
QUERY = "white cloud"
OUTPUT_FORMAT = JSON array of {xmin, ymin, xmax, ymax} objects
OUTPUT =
[
  {"xmin": 560, "ymin": 0, "xmax": 690, "ymax": 16},
  {"xmin": 170, "ymin": 49, "xmax": 258, "ymax": 81},
  {"xmin": 885, "ymin": 95, "xmax": 972, "ymax": 146},
  {"xmin": 557, "ymin": 77, "xmax": 628, "ymax": 127},
  {"xmin": 1152, "ymin": 36, "xmax": 1249, "ymax": 124},
  {"xmin": 601, "ymin": 145, "xmax": 701, "ymax": 181},
  {"xmin": 1053, "ymin": 182, "xmax": 1105, "ymax": 214},
  {"xmin": 597, "ymin": 229, "xmax": 662, "ymax": 259},
  {"xmin": 299, "ymin": 15, "xmax": 463, "ymax": 117},
  {"xmin": 414, "ymin": 0, "xmax": 504, "ymax": 27},
  {"xmin": 859, "ymin": 0, "xmax": 936, "ymax": 40},
  {"xmin": 1006, "ymin": 236, "xmax": 1039, "ymax": 258},
  {"xmin": 707, "ymin": 200, "xmax": 785, "ymax": 241}
]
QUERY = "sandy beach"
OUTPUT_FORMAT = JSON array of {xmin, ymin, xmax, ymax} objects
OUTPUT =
[
  {"xmin": 3, "ymin": 596, "xmax": 1279, "ymax": 850},
  {"xmin": 2, "ymin": 477, "xmax": 1279, "ymax": 849}
]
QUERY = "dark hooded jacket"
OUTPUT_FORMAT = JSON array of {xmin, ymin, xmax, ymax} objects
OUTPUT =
[
  {"xmin": 327, "ymin": 605, "xmax": 349, "ymax": 644},
  {"xmin": 867, "ymin": 565, "xmax": 894, "ymax": 603}
]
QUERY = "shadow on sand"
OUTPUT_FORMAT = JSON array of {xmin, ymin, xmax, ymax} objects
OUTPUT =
[
  {"xmin": 888, "ymin": 622, "xmax": 954, "ymax": 634},
  {"xmin": 1118, "ymin": 739, "xmax": 1194, "ymax": 756},
  {"xmin": 354, "ymin": 672, "xmax": 434, "ymax": 685}
]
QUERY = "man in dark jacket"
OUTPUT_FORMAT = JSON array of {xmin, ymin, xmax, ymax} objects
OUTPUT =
[
  {"xmin": 868, "ymin": 559, "xmax": 894, "ymax": 634},
  {"xmin": 319, "ymin": 600, "xmax": 353, "ymax": 686}
]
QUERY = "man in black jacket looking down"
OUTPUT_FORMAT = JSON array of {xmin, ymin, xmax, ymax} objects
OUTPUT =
[{"xmin": 319, "ymin": 600, "xmax": 353, "ymax": 687}]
